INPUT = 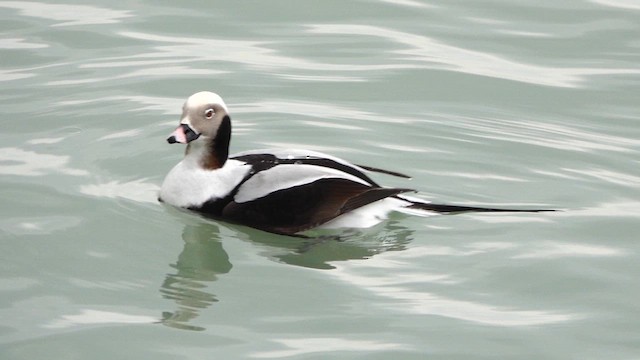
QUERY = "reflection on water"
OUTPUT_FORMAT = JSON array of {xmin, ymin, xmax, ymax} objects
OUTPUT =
[
  {"xmin": 160, "ymin": 215, "xmax": 583, "ymax": 332},
  {"xmin": 277, "ymin": 221, "xmax": 413, "ymax": 270},
  {"xmin": 160, "ymin": 224, "xmax": 231, "ymax": 331},
  {"xmin": 159, "ymin": 219, "xmax": 414, "ymax": 330}
]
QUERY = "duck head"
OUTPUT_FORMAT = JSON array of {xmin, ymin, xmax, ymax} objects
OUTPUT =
[
  {"xmin": 167, "ymin": 91, "xmax": 232, "ymax": 169},
  {"xmin": 167, "ymin": 91, "xmax": 230, "ymax": 145}
]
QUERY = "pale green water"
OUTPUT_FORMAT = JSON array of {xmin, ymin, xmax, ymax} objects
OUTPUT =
[{"xmin": 1, "ymin": 0, "xmax": 640, "ymax": 358}]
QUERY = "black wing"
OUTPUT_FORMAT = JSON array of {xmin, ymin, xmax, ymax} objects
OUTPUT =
[{"xmin": 222, "ymin": 178, "xmax": 412, "ymax": 235}]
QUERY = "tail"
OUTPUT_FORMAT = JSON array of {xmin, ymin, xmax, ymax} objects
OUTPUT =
[
  {"xmin": 408, "ymin": 202, "xmax": 555, "ymax": 213},
  {"xmin": 396, "ymin": 195, "xmax": 555, "ymax": 214}
]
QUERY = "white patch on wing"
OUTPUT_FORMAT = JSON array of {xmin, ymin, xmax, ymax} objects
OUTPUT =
[{"xmin": 234, "ymin": 164, "xmax": 371, "ymax": 203}]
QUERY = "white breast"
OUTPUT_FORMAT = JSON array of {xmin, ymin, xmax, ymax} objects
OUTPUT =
[{"xmin": 160, "ymin": 158, "xmax": 251, "ymax": 208}]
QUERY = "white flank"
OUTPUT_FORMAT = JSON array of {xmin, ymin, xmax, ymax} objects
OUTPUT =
[
  {"xmin": 319, "ymin": 197, "xmax": 407, "ymax": 229},
  {"xmin": 321, "ymin": 194, "xmax": 439, "ymax": 229}
]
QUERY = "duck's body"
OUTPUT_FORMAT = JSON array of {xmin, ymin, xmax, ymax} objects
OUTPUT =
[
  {"xmin": 159, "ymin": 91, "xmax": 551, "ymax": 235},
  {"xmin": 160, "ymin": 143, "xmax": 422, "ymax": 235}
]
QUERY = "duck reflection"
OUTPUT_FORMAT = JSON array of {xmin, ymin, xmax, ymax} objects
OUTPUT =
[
  {"xmin": 273, "ymin": 221, "xmax": 413, "ymax": 269},
  {"xmin": 160, "ymin": 218, "xmax": 413, "ymax": 330},
  {"xmin": 160, "ymin": 223, "xmax": 231, "ymax": 331}
]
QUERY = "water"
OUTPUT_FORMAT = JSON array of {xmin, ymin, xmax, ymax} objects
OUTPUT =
[{"xmin": 1, "ymin": 0, "xmax": 639, "ymax": 358}]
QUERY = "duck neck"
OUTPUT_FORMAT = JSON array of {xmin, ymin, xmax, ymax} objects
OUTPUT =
[{"xmin": 186, "ymin": 115, "xmax": 232, "ymax": 170}]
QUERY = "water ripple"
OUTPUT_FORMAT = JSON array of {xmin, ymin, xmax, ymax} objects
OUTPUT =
[
  {"xmin": 251, "ymin": 338, "xmax": 405, "ymax": 358},
  {"xmin": 0, "ymin": 38, "xmax": 48, "ymax": 49},
  {"xmin": 562, "ymin": 168, "xmax": 640, "ymax": 187},
  {"xmin": 590, "ymin": 0, "xmax": 640, "ymax": 10},
  {"xmin": 46, "ymin": 66, "xmax": 226, "ymax": 86},
  {"xmin": 430, "ymin": 113, "xmax": 639, "ymax": 153},
  {"xmin": 58, "ymin": 95, "xmax": 181, "ymax": 115},
  {"xmin": 0, "ymin": 216, "xmax": 82, "ymax": 235},
  {"xmin": 79, "ymin": 179, "xmax": 160, "ymax": 204},
  {"xmin": 43, "ymin": 309, "xmax": 156, "ymax": 329},
  {"xmin": 0, "ymin": 1, "xmax": 133, "ymax": 27},
  {"xmin": 378, "ymin": 0, "xmax": 433, "ymax": 8},
  {"xmin": 0, "ymin": 69, "xmax": 35, "ymax": 82},
  {"xmin": 556, "ymin": 200, "xmax": 640, "ymax": 218},
  {"xmin": 512, "ymin": 241, "xmax": 623, "ymax": 259},
  {"xmin": 0, "ymin": 63, "xmax": 71, "ymax": 83},
  {"xmin": 81, "ymin": 31, "xmax": 406, "ymax": 77},
  {"xmin": 0, "ymin": 147, "xmax": 88, "ymax": 177},
  {"xmin": 234, "ymin": 100, "xmax": 415, "ymax": 124},
  {"xmin": 307, "ymin": 24, "xmax": 640, "ymax": 88},
  {"xmin": 330, "ymin": 254, "xmax": 580, "ymax": 327},
  {"xmin": 0, "ymin": 277, "xmax": 39, "ymax": 291},
  {"xmin": 273, "ymin": 73, "xmax": 365, "ymax": 82}
]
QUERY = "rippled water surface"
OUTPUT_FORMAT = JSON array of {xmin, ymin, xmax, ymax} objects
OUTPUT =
[{"xmin": 2, "ymin": 1, "xmax": 639, "ymax": 358}]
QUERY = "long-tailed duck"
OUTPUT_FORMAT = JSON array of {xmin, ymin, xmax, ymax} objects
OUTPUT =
[{"xmin": 159, "ymin": 91, "xmax": 550, "ymax": 235}]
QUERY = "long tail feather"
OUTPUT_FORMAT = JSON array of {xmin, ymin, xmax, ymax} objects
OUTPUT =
[{"xmin": 407, "ymin": 202, "xmax": 555, "ymax": 214}]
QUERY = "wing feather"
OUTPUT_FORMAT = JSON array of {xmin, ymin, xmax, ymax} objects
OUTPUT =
[
  {"xmin": 223, "ymin": 178, "xmax": 410, "ymax": 235},
  {"xmin": 233, "ymin": 163, "xmax": 371, "ymax": 203}
]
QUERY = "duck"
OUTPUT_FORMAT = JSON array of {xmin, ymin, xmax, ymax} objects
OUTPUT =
[{"xmin": 159, "ymin": 91, "xmax": 551, "ymax": 236}]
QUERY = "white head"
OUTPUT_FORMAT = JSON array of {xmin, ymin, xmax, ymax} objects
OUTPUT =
[{"xmin": 167, "ymin": 91, "xmax": 230, "ymax": 144}]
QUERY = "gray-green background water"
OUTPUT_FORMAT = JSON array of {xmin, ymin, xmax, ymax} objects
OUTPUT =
[{"xmin": 2, "ymin": 0, "xmax": 639, "ymax": 358}]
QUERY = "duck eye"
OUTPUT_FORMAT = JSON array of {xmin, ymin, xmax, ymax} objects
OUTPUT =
[{"xmin": 204, "ymin": 109, "xmax": 214, "ymax": 119}]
